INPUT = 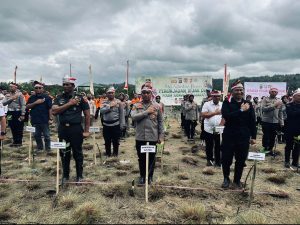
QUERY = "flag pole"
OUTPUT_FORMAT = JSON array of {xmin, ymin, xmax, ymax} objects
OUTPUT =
[{"xmin": 14, "ymin": 66, "xmax": 18, "ymax": 83}]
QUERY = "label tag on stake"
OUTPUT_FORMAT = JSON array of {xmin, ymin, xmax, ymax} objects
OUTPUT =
[
  {"xmin": 51, "ymin": 142, "xmax": 66, "ymax": 149},
  {"xmin": 248, "ymin": 152, "xmax": 265, "ymax": 161},
  {"xmin": 89, "ymin": 127, "xmax": 100, "ymax": 133},
  {"xmin": 215, "ymin": 126, "xmax": 224, "ymax": 134},
  {"xmin": 26, "ymin": 126, "xmax": 36, "ymax": 133},
  {"xmin": 141, "ymin": 145, "xmax": 156, "ymax": 153}
]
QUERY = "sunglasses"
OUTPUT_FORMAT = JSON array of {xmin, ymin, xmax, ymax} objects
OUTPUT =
[
  {"xmin": 34, "ymin": 87, "xmax": 43, "ymax": 89},
  {"xmin": 142, "ymin": 91, "xmax": 151, "ymax": 94},
  {"xmin": 63, "ymin": 83, "xmax": 72, "ymax": 86}
]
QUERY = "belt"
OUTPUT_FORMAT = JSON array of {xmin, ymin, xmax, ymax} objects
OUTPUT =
[
  {"xmin": 103, "ymin": 119, "xmax": 119, "ymax": 124},
  {"xmin": 60, "ymin": 123, "xmax": 81, "ymax": 127}
]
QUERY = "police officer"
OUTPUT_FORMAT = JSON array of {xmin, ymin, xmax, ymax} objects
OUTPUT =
[
  {"xmin": 261, "ymin": 87, "xmax": 284, "ymax": 154},
  {"xmin": 131, "ymin": 86, "xmax": 164, "ymax": 185},
  {"xmin": 221, "ymin": 81, "xmax": 256, "ymax": 189},
  {"xmin": 184, "ymin": 94, "xmax": 198, "ymax": 142},
  {"xmin": 52, "ymin": 75, "xmax": 90, "ymax": 182},
  {"xmin": 100, "ymin": 87, "xmax": 125, "ymax": 157},
  {"xmin": 3, "ymin": 82, "xmax": 26, "ymax": 147}
]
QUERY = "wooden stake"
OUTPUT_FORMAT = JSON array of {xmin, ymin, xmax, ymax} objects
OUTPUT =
[
  {"xmin": 248, "ymin": 160, "xmax": 257, "ymax": 208},
  {"xmin": 56, "ymin": 139, "xmax": 60, "ymax": 195},
  {"xmin": 145, "ymin": 142, "xmax": 149, "ymax": 203},
  {"xmin": 93, "ymin": 132, "xmax": 96, "ymax": 165},
  {"xmin": 29, "ymin": 132, "xmax": 32, "ymax": 165}
]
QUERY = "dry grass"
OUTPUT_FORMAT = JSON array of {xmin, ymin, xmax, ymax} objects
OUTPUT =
[
  {"xmin": 179, "ymin": 146, "xmax": 191, "ymax": 155},
  {"xmin": 225, "ymin": 210, "xmax": 269, "ymax": 224},
  {"xmin": 73, "ymin": 202, "xmax": 103, "ymax": 224},
  {"xmin": 267, "ymin": 174, "xmax": 286, "ymax": 184},
  {"xmin": 180, "ymin": 202, "xmax": 207, "ymax": 223},
  {"xmin": 182, "ymin": 156, "xmax": 199, "ymax": 166},
  {"xmin": 59, "ymin": 192, "xmax": 78, "ymax": 209},
  {"xmin": 177, "ymin": 173, "xmax": 189, "ymax": 180},
  {"xmin": 0, "ymin": 117, "xmax": 299, "ymax": 224},
  {"xmin": 191, "ymin": 145, "xmax": 199, "ymax": 153},
  {"xmin": 202, "ymin": 167, "xmax": 215, "ymax": 175},
  {"xmin": 261, "ymin": 167, "xmax": 276, "ymax": 174},
  {"xmin": 172, "ymin": 133, "xmax": 182, "ymax": 139},
  {"xmin": 149, "ymin": 187, "xmax": 166, "ymax": 202},
  {"xmin": 0, "ymin": 205, "xmax": 14, "ymax": 221},
  {"xmin": 115, "ymin": 170, "xmax": 127, "ymax": 176},
  {"xmin": 100, "ymin": 184, "xmax": 128, "ymax": 198}
]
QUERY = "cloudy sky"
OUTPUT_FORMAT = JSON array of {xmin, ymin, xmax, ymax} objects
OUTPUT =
[{"xmin": 0, "ymin": 0, "xmax": 300, "ymax": 85}]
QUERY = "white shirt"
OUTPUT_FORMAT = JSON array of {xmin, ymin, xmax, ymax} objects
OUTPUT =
[
  {"xmin": 201, "ymin": 100, "xmax": 222, "ymax": 134},
  {"xmin": 0, "ymin": 94, "xmax": 6, "ymax": 116}
]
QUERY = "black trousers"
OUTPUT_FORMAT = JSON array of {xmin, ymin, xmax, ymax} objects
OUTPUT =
[
  {"xmin": 205, "ymin": 132, "xmax": 221, "ymax": 164},
  {"xmin": 222, "ymin": 138, "xmax": 249, "ymax": 183},
  {"xmin": 94, "ymin": 107, "xmax": 100, "ymax": 120},
  {"xmin": 262, "ymin": 122, "xmax": 280, "ymax": 150},
  {"xmin": 285, "ymin": 135, "xmax": 300, "ymax": 166},
  {"xmin": 181, "ymin": 113, "xmax": 185, "ymax": 129},
  {"xmin": 103, "ymin": 124, "xmax": 120, "ymax": 157},
  {"xmin": 7, "ymin": 111, "xmax": 24, "ymax": 145},
  {"xmin": 136, "ymin": 140, "xmax": 157, "ymax": 179},
  {"xmin": 185, "ymin": 120, "xmax": 197, "ymax": 139},
  {"xmin": 58, "ymin": 124, "xmax": 84, "ymax": 179}
]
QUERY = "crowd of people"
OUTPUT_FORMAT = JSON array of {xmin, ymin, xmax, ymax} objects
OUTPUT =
[
  {"xmin": 0, "ymin": 76, "xmax": 299, "ymax": 188},
  {"xmin": 181, "ymin": 80, "xmax": 300, "ymax": 188}
]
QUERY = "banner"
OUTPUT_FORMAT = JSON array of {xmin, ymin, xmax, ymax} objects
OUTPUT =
[
  {"xmin": 244, "ymin": 82, "xmax": 287, "ymax": 98},
  {"xmin": 135, "ymin": 75, "xmax": 212, "ymax": 106}
]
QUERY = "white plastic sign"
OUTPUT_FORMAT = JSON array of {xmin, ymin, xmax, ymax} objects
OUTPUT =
[
  {"xmin": 215, "ymin": 126, "xmax": 225, "ymax": 134},
  {"xmin": 141, "ymin": 145, "xmax": 156, "ymax": 153},
  {"xmin": 26, "ymin": 126, "xmax": 36, "ymax": 133},
  {"xmin": 51, "ymin": 142, "xmax": 66, "ymax": 149},
  {"xmin": 248, "ymin": 152, "xmax": 265, "ymax": 161},
  {"xmin": 89, "ymin": 127, "xmax": 100, "ymax": 133}
]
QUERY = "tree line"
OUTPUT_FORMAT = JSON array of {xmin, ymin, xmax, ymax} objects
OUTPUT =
[{"xmin": 0, "ymin": 74, "xmax": 299, "ymax": 98}]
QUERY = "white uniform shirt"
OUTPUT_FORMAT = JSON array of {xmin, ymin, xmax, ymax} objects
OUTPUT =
[{"xmin": 201, "ymin": 100, "xmax": 222, "ymax": 134}]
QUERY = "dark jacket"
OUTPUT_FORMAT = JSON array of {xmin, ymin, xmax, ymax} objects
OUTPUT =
[
  {"xmin": 286, "ymin": 102, "xmax": 300, "ymax": 137},
  {"xmin": 221, "ymin": 98, "xmax": 256, "ymax": 142}
]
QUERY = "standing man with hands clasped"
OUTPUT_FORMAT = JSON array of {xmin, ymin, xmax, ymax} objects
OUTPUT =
[
  {"xmin": 221, "ymin": 80, "xmax": 256, "ymax": 189},
  {"xmin": 131, "ymin": 86, "xmax": 164, "ymax": 185},
  {"xmin": 52, "ymin": 75, "xmax": 90, "ymax": 183},
  {"xmin": 260, "ymin": 87, "xmax": 284, "ymax": 155},
  {"xmin": 3, "ymin": 82, "xmax": 26, "ymax": 147},
  {"xmin": 201, "ymin": 90, "xmax": 223, "ymax": 167},
  {"xmin": 100, "ymin": 87, "xmax": 125, "ymax": 157},
  {"xmin": 26, "ymin": 81, "xmax": 52, "ymax": 153}
]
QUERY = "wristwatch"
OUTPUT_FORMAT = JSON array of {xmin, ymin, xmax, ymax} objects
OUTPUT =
[{"xmin": 1, "ymin": 131, "xmax": 6, "ymax": 136}]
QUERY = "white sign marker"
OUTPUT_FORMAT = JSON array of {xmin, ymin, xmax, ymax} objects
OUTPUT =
[
  {"xmin": 89, "ymin": 127, "xmax": 100, "ymax": 133},
  {"xmin": 26, "ymin": 126, "xmax": 36, "ymax": 133},
  {"xmin": 215, "ymin": 126, "xmax": 225, "ymax": 134},
  {"xmin": 141, "ymin": 145, "xmax": 156, "ymax": 153},
  {"xmin": 248, "ymin": 152, "xmax": 265, "ymax": 161},
  {"xmin": 51, "ymin": 142, "xmax": 66, "ymax": 149}
]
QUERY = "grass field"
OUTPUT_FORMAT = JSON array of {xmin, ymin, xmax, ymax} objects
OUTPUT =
[{"xmin": 0, "ymin": 116, "xmax": 299, "ymax": 224}]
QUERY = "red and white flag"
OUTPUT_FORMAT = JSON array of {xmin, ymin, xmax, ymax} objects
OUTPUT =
[{"xmin": 124, "ymin": 60, "xmax": 129, "ymax": 90}]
